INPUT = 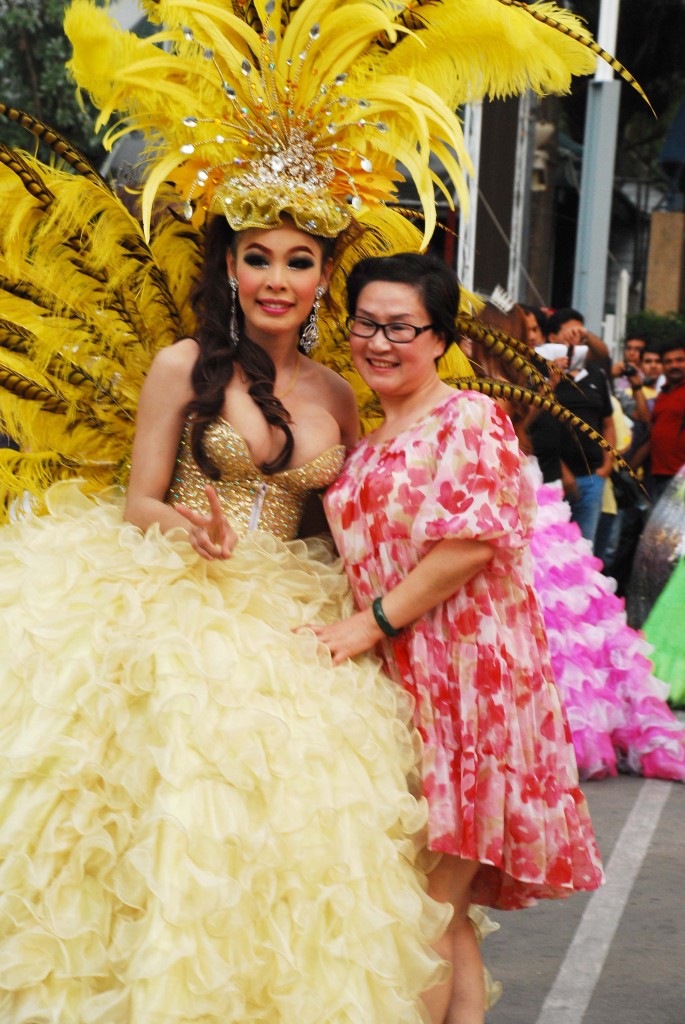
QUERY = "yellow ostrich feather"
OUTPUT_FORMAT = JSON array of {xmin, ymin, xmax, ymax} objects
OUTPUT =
[
  {"xmin": 65, "ymin": 0, "xmax": 472, "ymax": 244},
  {"xmin": 0, "ymin": 0, "xmax": 645, "ymax": 514},
  {"xmin": 498, "ymin": 0, "xmax": 653, "ymax": 111},
  {"xmin": 0, "ymin": 149, "xmax": 200, "ymax": 517},
  {"xmin": 62, "ymin": 0, "xmax": 647, "ymax": 252},
  {"xmin": 376, "ymin": 0, "xmax": 597, "ymax": 107}
]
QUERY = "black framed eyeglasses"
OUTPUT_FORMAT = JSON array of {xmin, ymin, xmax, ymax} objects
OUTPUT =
[{"xmin": 346, "ymin": 315, "xmax": 434, "ymax": 344}]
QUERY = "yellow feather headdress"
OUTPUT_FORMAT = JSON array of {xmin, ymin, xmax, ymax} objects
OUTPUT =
[
  {"xmin": 61, "ymin": 0, "xmax": 638, "ymax": 246},
  {"xmin": 0, "ymin": 0, "xmax": 646, "ymax": 515},
  {"xmin": 64, "ymin": 0, "xmax": 471, "ymax": 243}
]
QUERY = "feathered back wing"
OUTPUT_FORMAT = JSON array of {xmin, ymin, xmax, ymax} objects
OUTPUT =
[{"xmin": 0, "ymin": 126, "xmax": 201, "ymax": 518}]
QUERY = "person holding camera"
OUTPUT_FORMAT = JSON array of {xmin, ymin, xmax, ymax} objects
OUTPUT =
[
  {"xmin": 542, "ymin": 310, "xmax": 616, "ymax": 550},
  {"xmin": 612, "ymin": 337, "xmax": 652, "ymax": 424}
]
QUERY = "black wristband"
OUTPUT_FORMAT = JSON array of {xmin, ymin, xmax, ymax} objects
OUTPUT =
[
  {"xmin": 372, "ymin": 597, "xmax": 402, "ymax": 637},
  {"xmin": 631, "ymin": 384, "xmax": 643, "ymax": 391}
]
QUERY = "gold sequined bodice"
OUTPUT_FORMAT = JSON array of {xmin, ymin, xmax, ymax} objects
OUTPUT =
[{"xmin": 166, "ymin": 419, "xmax": 346, "ymax": 541}]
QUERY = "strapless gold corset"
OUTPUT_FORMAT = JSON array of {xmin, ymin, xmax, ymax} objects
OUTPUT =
[{"xmin": 166, "ymin": 419, "xmax": 346, "ymax": 541}]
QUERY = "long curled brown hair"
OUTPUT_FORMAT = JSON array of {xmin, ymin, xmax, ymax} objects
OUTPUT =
[
  {"xmin": 465, "ymin": 301, "xmax": 538, "ymax": 447},
  {"xmin": 185, "ymin": 216, "xmax": 331, "ymax": 476}
]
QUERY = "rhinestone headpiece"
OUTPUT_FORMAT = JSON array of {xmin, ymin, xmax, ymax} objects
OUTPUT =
[
  {"xmin": 70, "ymin": 0, "xmax": 472, "ymax": 244},
  {"xmin": 155, "ymin": 7, "xmax": 399, "ymax": 236},
  {"xmin": 67, "ymin": 0, "xmax": 641, "ymax": 248}
]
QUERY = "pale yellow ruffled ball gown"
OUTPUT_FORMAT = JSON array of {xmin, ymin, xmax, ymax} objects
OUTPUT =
[{"xmin": 0, "ymin": 418, "xmax": 453, "ymax": 1024}]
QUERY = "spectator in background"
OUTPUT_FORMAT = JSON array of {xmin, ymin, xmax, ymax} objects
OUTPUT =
[
  {"xmin": 613, "ymin": 336, "xmax": 646, "ymax": 377},
  {"xmin": 536, "ymin": 314, "xmax": 615, "ymax": 550},
  {"xmin": 546, "ymin": 307, "xmax": 611, "ymax": 375},
  {"xmin": 593, "ymin": 392, "xmax": 633, "ymax": 569},
  {"xmin": 520, "ymin": 304, "xmax": 548, "ymax": 349},
  {"xmin": 552, "ymin": 356, "xmax": 618, "ymax": 548},
  {"xmin": 622, "ymin": 344, "xmax": 663, "ymax": 478},
  {"xmin": 612, "ymin": 336, "xmax": 648, "ymax": 418},
  {"xmin": 640, "ymin": 345, "xmax": 664, "ymax": 393},
  {"xmin": 602, "ymin": 345, "xmax": 663, "ymax": 594},
  {"xmin": 649, "ymin": 340, "xmax": 685, "ymax": 501}
]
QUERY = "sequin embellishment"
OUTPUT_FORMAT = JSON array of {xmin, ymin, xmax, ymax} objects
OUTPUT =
[{"xmin": 167, "ymin": 420, "xmax": 345, "ymax": 541}]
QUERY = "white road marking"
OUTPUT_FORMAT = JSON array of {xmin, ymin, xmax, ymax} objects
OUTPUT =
[{"xmin": 534, "ymin": 778, "xmax": 671, "ymax": 1024}]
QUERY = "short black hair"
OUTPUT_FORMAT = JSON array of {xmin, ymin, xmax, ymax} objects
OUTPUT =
[
  {"xmin": 661, "ymin": 338, "xmax": 685, "ymax": 357},
  {"xmin": 520, "ymin": 304, "xmax": 548, "ymax": 334},
  {"xmin": 546, "ymin": 307, "xmax": 584, "ymax": 335},
  {"xmin": 346, "ymin": 252, "xmax": 460, "ymax": 348}
]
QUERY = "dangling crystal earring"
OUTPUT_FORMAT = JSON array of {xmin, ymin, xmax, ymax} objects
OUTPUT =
[
  {"xmin": 228, "ymin": 276, "xmax": 240, "ymax": 349},
  {"xmin": 300, "ymin": 285, "xmax": 325, "ymax": 354}
]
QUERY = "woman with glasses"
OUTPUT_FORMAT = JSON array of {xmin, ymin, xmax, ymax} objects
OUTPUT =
[{"xmin": 308, "ymin": 253, "xmax": 604, "ymax": 1024}]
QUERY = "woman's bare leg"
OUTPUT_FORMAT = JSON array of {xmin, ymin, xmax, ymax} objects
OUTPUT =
[{"xmin": 422, "ymin": 855, "xmax": 485, "ymax": 1024}]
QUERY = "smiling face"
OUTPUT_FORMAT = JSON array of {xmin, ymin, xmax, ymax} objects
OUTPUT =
[
  {"xmin": 662, "ymin": 346, "xmax": 685, "ymax": 387},
  {"xmin": 226, "ymin": 222, "xmax": 331, "ymax": 348},
  {"xmin": 349, "ymin": 280, "xmax": 446, "ymax": 397}
]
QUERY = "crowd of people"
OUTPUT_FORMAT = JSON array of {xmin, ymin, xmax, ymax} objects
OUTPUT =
[
  {"xmin": 509, "ymin": 299, "xmax": 679, "ymax": 708},
  {"xmin": 517, "ymin": 303, "xmax": 685, "ymax": 623}
]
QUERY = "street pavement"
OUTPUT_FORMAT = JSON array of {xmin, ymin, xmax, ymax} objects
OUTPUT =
[{"xmin": 484, "ymin": 773, "xmax": 684, "ymax": 1024}]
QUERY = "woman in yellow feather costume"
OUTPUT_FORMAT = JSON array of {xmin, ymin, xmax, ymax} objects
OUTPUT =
[{"xmin": 0, "ymin": 1, "xmax": 639, "ymax": 1022}]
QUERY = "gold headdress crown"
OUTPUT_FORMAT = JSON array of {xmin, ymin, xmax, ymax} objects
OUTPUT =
[
  {"xmin": 66, "ymin": 0, "xmax": 474, "ymax": 243},
  {"xmin": 63, "ymin": 0, "xmax": 645, "ymax": 246},
  {"xmin": 170, "ymin": 6, "xmax": 408, "ymax": 237},
  {"xmin": 0, "ymin": 0, "xmax": 648, "ymax": 512}
]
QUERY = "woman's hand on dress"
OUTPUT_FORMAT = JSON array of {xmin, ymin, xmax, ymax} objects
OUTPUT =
[
  {"xmin": 301, "ymin": 609, "xmax": 383, "ymax": 665},
  {"xmin": 175, "ymin": 485, "xmax": 238, "ymax": 560}
]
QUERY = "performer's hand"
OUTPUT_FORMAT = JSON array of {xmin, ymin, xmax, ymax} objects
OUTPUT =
[
  {"xmin": 300, "ymin": 609, "xmax": 384, "ymax": 665},
  {"xmin": 175, "ymin": 485, "xmax": 238, "ymax": 560}
]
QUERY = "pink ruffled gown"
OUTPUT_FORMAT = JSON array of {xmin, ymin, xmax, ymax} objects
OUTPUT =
[{"xmin": 531, "ymin": 473, "xmax": 685, "ymax": 782}]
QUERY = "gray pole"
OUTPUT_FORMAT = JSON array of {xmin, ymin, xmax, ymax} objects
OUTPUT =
[
  {"xmin": 571, "ymin": 0, "xmax": 621, "ymax": 334},
  {"xmin": 508, "ymin": 91, "xmax": 536, "ymax": 302},
  {"xmin": 458, "ymin": 102, "xmax": 483, "ymax": 291}
]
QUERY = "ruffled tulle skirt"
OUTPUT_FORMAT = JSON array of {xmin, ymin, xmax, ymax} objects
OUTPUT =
[
  {"xmin": 531, "ymin": 481, "xmax": 685, "ymax": 782},
  {"xmin": 0, "ymin": 482, "xmax": 451, "ymax": 1024}
]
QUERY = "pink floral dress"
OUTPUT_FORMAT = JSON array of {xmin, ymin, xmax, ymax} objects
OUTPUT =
[{"xmin": 325, "ymin": 391, "xmax": 604, "ymax": 910}]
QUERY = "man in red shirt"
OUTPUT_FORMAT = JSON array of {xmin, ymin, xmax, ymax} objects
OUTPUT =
[{"xmin": 649, "ymin": 341, "xmax": 685, "ymax": 500}]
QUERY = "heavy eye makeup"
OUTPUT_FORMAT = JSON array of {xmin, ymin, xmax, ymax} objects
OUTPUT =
[
  {"xmin": 242, "ymin": 251, "xmax": 317, "ymax": 270},
  {"xmin": 288, "ymin": 256, "xmax": 317, "ymax": 270}
]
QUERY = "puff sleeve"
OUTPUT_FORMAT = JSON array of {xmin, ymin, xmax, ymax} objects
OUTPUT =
[{"xmin": 410, "ymin": 393, "xmax": 536, "ymax": 553}]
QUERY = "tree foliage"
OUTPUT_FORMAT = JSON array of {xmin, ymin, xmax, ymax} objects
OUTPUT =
[
  {"xmin": 0, "ymin": 0, "xmax": 105, "ymax": 162},
  {"xmin": 626, "ymin": 310, "xmax": 685, "ymax": 349},
  {"xmin": 565, "ymin": 0, "xmax": 685, "ymax": 178}
]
